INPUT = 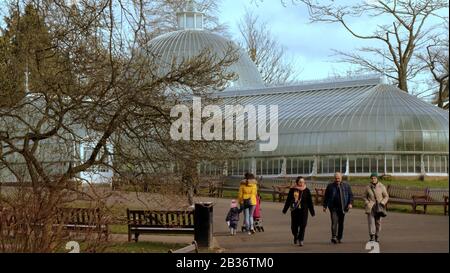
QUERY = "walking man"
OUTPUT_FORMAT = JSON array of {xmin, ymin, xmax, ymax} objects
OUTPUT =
[{"xmin": 323, "ymin": 172, "xmax": 353, "ymax": 244}]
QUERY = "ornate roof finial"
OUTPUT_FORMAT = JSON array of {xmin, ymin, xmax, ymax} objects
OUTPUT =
[{"xmin": 176, "ymin": 0, "xmax": 204, "ymax": 30}]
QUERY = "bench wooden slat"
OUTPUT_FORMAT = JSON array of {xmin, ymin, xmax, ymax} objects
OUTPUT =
[
  {"xmin": 127, "ymin": 209, "xmax": 195, "ymax": 242},
  {"xmin": 1, "ymin": 207, "xmax": 109, "ymax": 238}
]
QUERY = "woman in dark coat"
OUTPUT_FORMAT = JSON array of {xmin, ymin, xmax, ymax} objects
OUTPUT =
[{"xmin": 282, "ymin": 176, "xmax": 315, "ymax": 246}]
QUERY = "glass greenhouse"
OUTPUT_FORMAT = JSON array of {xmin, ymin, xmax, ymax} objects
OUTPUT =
[
  {"xmin": 216, "ymin": 79, "xmax": 449, "ymax": 177},
  {"xmin": 147, "ymin": 2, "xmax": 449, "ymax": 178}
]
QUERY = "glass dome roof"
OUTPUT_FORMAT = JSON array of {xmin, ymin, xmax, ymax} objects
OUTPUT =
[
  {"xmin": 147, "ymin": 29, "xmax": 265, "ymax": 91},
  {"xmin": 219, "ymin": 78, "xmax": 449, "ymax": 157}
]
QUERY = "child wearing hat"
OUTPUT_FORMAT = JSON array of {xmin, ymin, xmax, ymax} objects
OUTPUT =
[{"xmin": 226, "ymin": 199, "xmax": 240, "ymax": 235}]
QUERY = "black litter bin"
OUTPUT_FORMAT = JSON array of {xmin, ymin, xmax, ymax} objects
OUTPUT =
[{"xmin": 194, "ymin": 202, "xmax": 214, "ymax": 248}]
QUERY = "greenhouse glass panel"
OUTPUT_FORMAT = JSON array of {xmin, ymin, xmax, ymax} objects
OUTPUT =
[
  {"xmin": 377, "ymin": 156, "xmax": 385, "ymax": 174},
  {"xmin": 386, "ymin": 156, "xmax": 393, "ymax": 174},
  {"xmin": 415, "ymin": 155, "xmax": 422, "ymax": 173},
  {"xmin": 356, "ymin": 157, "xmax": 363, "ymax": 173},
  {"xmin": 363, "ymin": 158, "xmax": 370, "ymax": 173},
  {"xmin": 394, "ymin": 156, "xmax": 401, "ymax": 173}
]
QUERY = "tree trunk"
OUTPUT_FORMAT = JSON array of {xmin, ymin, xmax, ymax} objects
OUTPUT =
[
  {"xmin": 181, "ymin": 161, "xmax": 198, "ymax": 206},
  {"xmin": 398, "ymin": 70, "xmax": 409, "ymax": 93},
  {"xmin": 437, "ymin": 82, "xmax": 444, "ymax": 108}
]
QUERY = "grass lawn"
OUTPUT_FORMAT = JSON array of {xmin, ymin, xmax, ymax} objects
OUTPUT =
[
  {"xmin": 103, "ymin": 241, "xmax": 187, "ymax": 253},
  {"xmin": 58, "ymin": 241, "xmax": 188, "ymax": 253}
]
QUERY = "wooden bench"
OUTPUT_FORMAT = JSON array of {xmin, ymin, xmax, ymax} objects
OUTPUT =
[
  {"xmin": 350, "ymin": 184, "xmax": 367, "ymax": 200},
  {"xmin": 168, "ymin": 241, "xmax": 198, "ymax": 253},
  {"xmin": 412, "ymin": 194, "xmax": 449, "ymax": 215},
  {"xmin": 314, "ymin": 188, "xmax": 325, "ymax": 205},
  {"xmin": 56, "ymin": 208, "xmax": 109, "ymax": 237},
  {"xmin": 313, "ymin": 183, "xmax": 366, "ymax": 205},
  {"xmin": 386, "ymin": 185, "xmax": 426, "ymax": 209},
  {"xmin": 272, "ymin": 184, "xmax": 292, "ymax": 202},
  {"xmin": 196, "ymin": 177, "xmax": 224, "ymax": 198},
  {"xmin": 0, "ymin": 207, "xmax": 109, "ymax": 239},
  {"xmin": 127, "ymin": 209, "xmax": 194, "ymax": 242}
]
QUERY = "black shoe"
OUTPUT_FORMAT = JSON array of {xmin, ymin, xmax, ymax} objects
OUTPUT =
[
  {"xmin": 294, "ymin": 238, "xmax": 298, "ymax": 244},
  {"xmin": 375, "ymin": 235, "xmax": 379, "ymax": 243},
  {"xmin": 331, "ymin": 238, "xmax": 337, "ymax": 244},
  {"xmin": 369, "ymin": 235, "xmax": 375, "ymax": 242}
]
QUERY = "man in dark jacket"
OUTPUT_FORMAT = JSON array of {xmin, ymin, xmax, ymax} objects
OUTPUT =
[{"xmin": 323, "ymin": 172, "xmax": 353, "ymax": 244}]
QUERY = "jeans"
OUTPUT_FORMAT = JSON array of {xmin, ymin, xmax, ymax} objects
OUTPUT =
[
  {"xmin": 244, "ymin": 205, "xmax": 256, "ymax": 230},
  {"xmin": 330, "ymin": 209, "xmax": 345, "ymax": 240}
]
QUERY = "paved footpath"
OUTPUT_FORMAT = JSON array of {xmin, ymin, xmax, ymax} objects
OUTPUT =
[{"xmin": 206, "ymin": 197, "xmax": 449, "ymax": 253}]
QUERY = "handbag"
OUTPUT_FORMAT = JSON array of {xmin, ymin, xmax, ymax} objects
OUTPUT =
[
  {"xmin": 243, "ymin": 198, "xmax": 252, "ymax": 209},
  {"xmin": 370, "ymin": 186, "xmax": 387, "ymax": 218}
]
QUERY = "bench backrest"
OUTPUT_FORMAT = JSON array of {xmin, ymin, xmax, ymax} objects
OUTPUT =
[
  {"xmin": 56, "ymin": 208, "xmax": 105, "ymax": 226},
  {"xmin": 387, "ymin": 185, "xmax": 426, "ymax": 199},
  {"xmin": 307, "ymin": 181, "xmax": 328, "ymax": 192},
  {"xmin": 0, "ymin": 207, "xmax": 107, "ymax": 231},
  {"xmin": 427, "ymin": 189, "xmax": 449, "ymax": 202},
  {"xmin": 127, "ymin": 210, "xmax": 194, "ymax": 228},
  {"xmin": 272, "ymin": 184, "xmax": 292, "ymax": 194},
  {"xmin": 350, "ymin": 184, "xmax": 367, "ymax": 197}
]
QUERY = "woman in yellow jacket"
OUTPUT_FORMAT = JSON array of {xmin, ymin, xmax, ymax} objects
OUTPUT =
[{"xmin": 238, "ymin": 173, "xmax": 258, "ymax": 234}]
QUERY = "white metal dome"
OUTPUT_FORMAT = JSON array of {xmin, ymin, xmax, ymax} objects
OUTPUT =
[{"xmin": 147, "ymin": 30, "xmax": 264, "ymax": 91}]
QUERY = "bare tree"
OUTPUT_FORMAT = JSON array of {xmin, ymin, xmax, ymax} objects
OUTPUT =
[
  {"xmin": 0, "ymin": 0, "xmax": 243, "ymax": 252},
  {"xmin": 417, "ymin": 21, "xmax": 449, "ymax": 109},
  {"xmin": 237, "ymin": 10, "xmax": 299, "ymax": 86},
  {"xmin": 255, "ymin": 0, "xmax": 448, "ymax": 93}
]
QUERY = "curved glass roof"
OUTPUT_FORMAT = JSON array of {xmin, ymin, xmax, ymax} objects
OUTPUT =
[
  {"xmin": 147, "ymin": 30, "xmax": 265, "ymax": 91},
  {"xmin": 219, "ymin": 78, "xmax": 449, "ymax": 157}
]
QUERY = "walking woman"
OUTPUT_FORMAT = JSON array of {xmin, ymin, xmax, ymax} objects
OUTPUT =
[
  {"xmin": 238, "ymin": 173, "xmax": 258, "ymax": 234},
  {"xmin": 364, "ymin": 173, "xmax": 389, "ymax": 242},
  {"xmin": 282, "ymin": 176, "xmax": 315, "ymax": 246}
]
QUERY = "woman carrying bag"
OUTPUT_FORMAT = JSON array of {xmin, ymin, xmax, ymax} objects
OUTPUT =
[
  {"xmin": 238, "ymin": 173, "xmax": 258, "ymax": 234},
  {"xmin": 282, "ymin": 176, "xmax": 315, "ymax": 246},
  {"xmin": 364, "ymin": 173, "xmax": 389, "ymax": 242}
]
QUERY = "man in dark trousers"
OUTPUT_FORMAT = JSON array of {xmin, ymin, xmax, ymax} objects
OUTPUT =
[{"xmin": 323, "ymin": 172, "xmax": 353, "ymax": 244}]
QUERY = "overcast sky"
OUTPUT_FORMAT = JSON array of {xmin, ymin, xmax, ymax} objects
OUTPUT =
[
  {"xmin": 218, "ymin": 0, "xmax": 369, "ymax": 81},
  {"xmin": 218, "ymin": 0, "xmax": 447, "ymax": 84}
]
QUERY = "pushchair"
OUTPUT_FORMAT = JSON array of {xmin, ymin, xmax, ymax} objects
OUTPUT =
[{"xmin": 253, "ymin": 194, "xmax": 264, "ymax": 232}]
